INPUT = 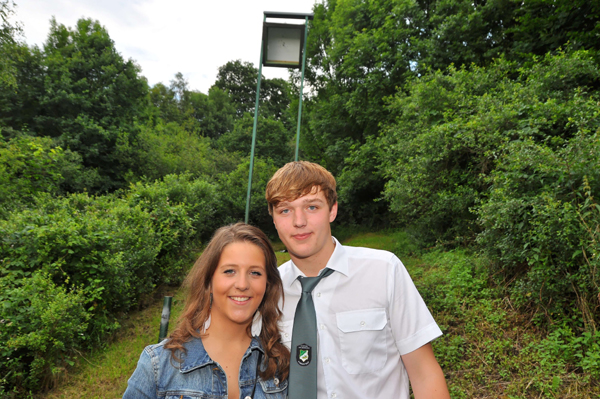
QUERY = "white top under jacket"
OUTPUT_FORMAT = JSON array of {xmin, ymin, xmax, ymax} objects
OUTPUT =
[{"xmin": 278, "ymin": 237, "xmax": 443, "ymax": 399}]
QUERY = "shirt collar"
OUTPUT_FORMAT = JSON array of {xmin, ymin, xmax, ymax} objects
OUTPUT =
[
  {"xmin": 283, "ymin": 236, "xmax": 349, "ymax": 288},
  {"xmin": 179, "ymin": 335, "xmax": 263, "ymax": 373}
]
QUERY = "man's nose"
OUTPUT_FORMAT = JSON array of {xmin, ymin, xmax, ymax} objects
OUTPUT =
[{"xmin": 293, "ymin": 210, "xmax": 307, "ymax": 228}]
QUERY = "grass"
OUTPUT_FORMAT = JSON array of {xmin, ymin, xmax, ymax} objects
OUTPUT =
[{"xmin": 41, "ymin": 231, "xmax": 600, "ymax": 398}]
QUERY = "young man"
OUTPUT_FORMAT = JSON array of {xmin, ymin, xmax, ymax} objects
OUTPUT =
[{"xmin": 265, "ymin": 161, "xmax": 449, "ymax": 399}]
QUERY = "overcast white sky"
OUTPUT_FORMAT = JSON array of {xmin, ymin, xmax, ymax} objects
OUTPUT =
[{"xmin": 13, "ymin": 0, "xmax": 319, "ymax": 93}]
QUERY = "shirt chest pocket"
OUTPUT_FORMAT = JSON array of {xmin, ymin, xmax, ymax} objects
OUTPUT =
[{"xmin": 336, "ymin": 308, "xmax": 388, "ymax": 374}]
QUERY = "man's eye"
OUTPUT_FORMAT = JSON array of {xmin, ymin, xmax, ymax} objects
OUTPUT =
[
  {"xmin": 308, "ymin": 205, "xmax": 317, "ymax": 210},
  {"xmin": 280, "ymin": 209, "xmax": 290, "ymax": 214}
]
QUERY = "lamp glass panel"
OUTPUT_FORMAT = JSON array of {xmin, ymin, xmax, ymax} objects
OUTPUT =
[{"xmin": 266, "ymin": 27, "xmax": 302, "ymax": 66}]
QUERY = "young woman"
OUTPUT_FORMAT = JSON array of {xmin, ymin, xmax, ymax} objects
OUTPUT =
[{"xmin": 124, "ymin": 223, "xmax": 289, "ymax": 399}]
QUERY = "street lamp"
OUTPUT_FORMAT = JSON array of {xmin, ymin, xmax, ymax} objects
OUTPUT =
[{"xmin": 245, "ymin": 11, "xmax": 313, "ymax": 224}]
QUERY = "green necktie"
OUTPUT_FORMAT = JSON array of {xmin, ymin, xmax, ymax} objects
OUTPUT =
[{"xmin": 288, "ymin": 268, "xmax": 334, "ymax": 399}]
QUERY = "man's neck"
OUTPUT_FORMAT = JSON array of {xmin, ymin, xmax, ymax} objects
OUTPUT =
[{"xmin": 292, "ymin": 237, "xmax": 336, "ymax": 277}]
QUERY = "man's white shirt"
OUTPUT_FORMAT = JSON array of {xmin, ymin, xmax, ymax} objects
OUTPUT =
[{"xmin": 278, "ymin": 237, "xmax": 442, "ymax": 399}]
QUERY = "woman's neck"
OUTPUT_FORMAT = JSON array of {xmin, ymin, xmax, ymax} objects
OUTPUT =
[
  {"xmin": 202, "ymin": 317, "xmax": 253, "ymax": 399},
  {"xmin": 206, "ymin": 313, "xmax": 253, "ymax": 343}
]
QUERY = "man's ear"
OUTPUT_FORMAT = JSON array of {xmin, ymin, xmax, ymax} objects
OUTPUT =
[{"xmin": 329, "ymin": 202, "xmax": 338, "ymax": 223}]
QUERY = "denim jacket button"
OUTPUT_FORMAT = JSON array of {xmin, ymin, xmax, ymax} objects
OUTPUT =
[
  {"xmin": 274, "ymin": 377, "xmax": 279, "ymax": 386},
  {"xmin": 244, "ymin": 396, "xmax": 252, "ymax": 399}
]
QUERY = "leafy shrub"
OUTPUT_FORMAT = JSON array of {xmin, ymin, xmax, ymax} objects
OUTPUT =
[
  {"xmin": 0, "ymin": 271, "xmax": 90, "ymax": 396},
  {"xmin": 125, "ymin": 173, "xmax": 219, "ymax": 281},
  {"xmin": 364, "ymin": 49, "xmax": 600, "ymax": 243},
  {"xmin": 0, "ymin": 135, "xmax": 69, "ymax": 218},
  {"xmin": 1, "ymin": 193, "xmax": 161, "ymax": 316},
  {"xmin": 215, "ymin": 114, "xmax": 294, "ymax": 167},
  {"xmin": 477, "ymin": 128, "xmax": 600, "ymax": 328},
  {"xmin": 136, "ymin": 121, "xmax": 237, "ymax": 181}
]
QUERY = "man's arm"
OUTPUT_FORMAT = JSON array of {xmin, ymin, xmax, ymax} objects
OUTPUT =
[{"xmin": 401, "ymin": 343, "xmax": 450, "ymax": 399}]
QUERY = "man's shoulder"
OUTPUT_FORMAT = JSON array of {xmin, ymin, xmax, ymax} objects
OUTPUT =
[{"xmin": 342, "ymin": 244, "xmax": 398, "ymax": 264}]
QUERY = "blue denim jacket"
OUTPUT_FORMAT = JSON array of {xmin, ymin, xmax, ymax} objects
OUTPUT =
[{"xmin": 123, "ymin": 336, "xmax": 287, "ymax": 399}]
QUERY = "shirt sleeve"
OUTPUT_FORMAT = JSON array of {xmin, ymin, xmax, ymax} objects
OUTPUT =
[
  {"xmin": 123, "ymin": 347, "xmax": 159, "ymax": 399},
  {"xmin": 387, "ymin": 254, "xmax": 442, "ymax": 355}
]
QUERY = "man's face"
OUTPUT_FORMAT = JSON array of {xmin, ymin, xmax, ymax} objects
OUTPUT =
[{"xmin": 272, "ymin": 187, "xmax": 338, "ymax": 266}]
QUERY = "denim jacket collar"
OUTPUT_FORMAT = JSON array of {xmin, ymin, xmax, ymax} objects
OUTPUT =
[{"xmin": 179, "ymin": 335, "xmax": 264, "ymax": 373}]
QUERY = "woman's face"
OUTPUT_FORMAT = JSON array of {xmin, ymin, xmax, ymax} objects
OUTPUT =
[{"xmin": 210, "ymin": 241, "xmax": 267, "ymax": 329}]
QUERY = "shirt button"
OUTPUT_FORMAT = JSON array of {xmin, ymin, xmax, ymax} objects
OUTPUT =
[
  {"xmin": 320, "ymin": 324, "xmax": 326, "ymax": 330},
  {"xmin": 285, "ymin": 333, "xmax": 289, "ymax": 338},
  {"xmin": 316, "ymin": 292, "xmax": 321, "ymax": 297},
  {"xmin": 331, "ymin": 393, "xmax": 337, "ymax": 398},
  {"xmin": 360, "ymin": 321, "xmax": 366, "ymax": 326},
  {"xmin": 325, "ymin": 357, "xmax": 331, "ymax": 363}
]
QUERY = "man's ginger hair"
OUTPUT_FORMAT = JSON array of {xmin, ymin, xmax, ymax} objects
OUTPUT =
[{"xmin": 265, "ymin": 161, "xmax": 337, "ymax": 215}]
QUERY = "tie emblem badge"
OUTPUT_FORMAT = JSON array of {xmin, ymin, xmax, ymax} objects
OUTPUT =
[{"xmin": 296, "ymin": 343, "xmax": 312, "ymax": 366}]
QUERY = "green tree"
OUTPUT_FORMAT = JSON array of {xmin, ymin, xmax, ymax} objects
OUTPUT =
[
  {"xmin": 214, "ymin": 59, "xmax": 292, "ymax": 122},
  {"xmin": 0, "ymin": 18, "xmax": 149, "ymax": 193},
  {"xmin": 509, "ymin": 0, "xmax": 600, "ymax": 58},
  {"xmin": 198, "ymin": 86, "xmax": 236, "ymax": 138},
  {"xmin": 145, "ymin": 74, "xmax": 236, "ymax": 139},
  {"xmin": 215, "ymin": 113, "xmax": 294, "ymax": 166},
  {"xmin": 147, "ymin": 82, "xmax": 180, "ymax": 124},
  {"xmin": 0, "ymin": 0, "xmax": 22, "ymax": 88}
]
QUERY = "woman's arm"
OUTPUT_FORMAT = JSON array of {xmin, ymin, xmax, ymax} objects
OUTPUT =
[{"xmin": 123, "ymin": 349, "xmax": 158, "ymax": 399}]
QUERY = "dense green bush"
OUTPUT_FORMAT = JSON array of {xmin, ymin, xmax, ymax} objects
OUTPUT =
[
  {"xmin": 0, "ymin": 271, "xmax": 90, "ymax": 395},
  {"xmin": 360, "ymin": 50, "xmax": 600, "ymax": 243},
  {"xmin": 125, "ymin": 173, "xmax": 219, "ymax": 282},
  {"xmin": 215, "ymin": 114, "xmax": 294, "ymax": 167},
  {"xmin": 477, "ymin": 129, "xmax": 600, "ymax": 328},
  {"xmin": 136, "ymin": 121, "xmax": 238, "ymax": 181},
  {"xmin": 0, "ymin": 134, "xmax": 84, "ymax": 218},
  {"xmin": 1, "ymin": 193, "xmax": 161, "ymax": 315},
  {"xmin": 0, "ymin": 173, "xmax": 223, "ymax": 394}
]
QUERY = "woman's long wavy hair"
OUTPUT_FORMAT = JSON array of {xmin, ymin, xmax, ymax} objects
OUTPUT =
[{"xmin": 165, "ymin": 222, "xmax": 290, "ymax": 381}]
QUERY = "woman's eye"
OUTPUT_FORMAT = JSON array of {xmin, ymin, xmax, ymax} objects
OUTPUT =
[
  {"xmin": 251, "ymin": 271, "xmax": 263, "ymax": 276},
  {"xmin": 223, "ymin": 269, "xmax": 235, "ymax": 275}
]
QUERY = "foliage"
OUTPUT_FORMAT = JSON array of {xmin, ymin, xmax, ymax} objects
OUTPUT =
[
  {"xmin": 214, "ymin": 59, "xmax": 293, "ymax": 124},
  {"xmin": 215, "ymin": 157, "xmax": 279, "ymax": 238},
  {"xmin": 0, "ymin": 271, "xmax": 90, "ymax": 395},
  {"xmin": 366, "ymin": 50, "xmax": 600, "ymax": 243},
  {"xmin": 0, "ymin": 18, "xmax": 148, "ymax": 194},
  {"xmin": 509, "ymin": 0, "xmax": 600, "ymax": 58},
  {"xmin": 215, "ymin": 114, "xmax": 294, "ymax": 167},
  {"xmin": 0, "ymin": 193, "xmax": 158, "ymax": 394},
  {"xmin": 0, "ymin": 172, "xmax": 224, "ymax": 395},
  {"xmin": 0, "ymin": 135, "xmax": 66, "ymax": 217},
  {"xmin": 477, "ymin": 131, "xmax": 600, "ymax": 328},
  {"xmin": 146, "ymin": 75, "xmax": 236, "ymax": 139},
  {"xmin": 0, "ymin": 0, "xmax": 22, "ymax": 88},
  {"xmin": 414, "ymin": 248, "xmax": 600, "ymax": 397},
  {"xmin": 136, "ymin": 120, "xmax": 237, "ymax": 181},
  {"xmin": 125, "ymin": 173, "xmax": 219, "ymax": 280}
]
